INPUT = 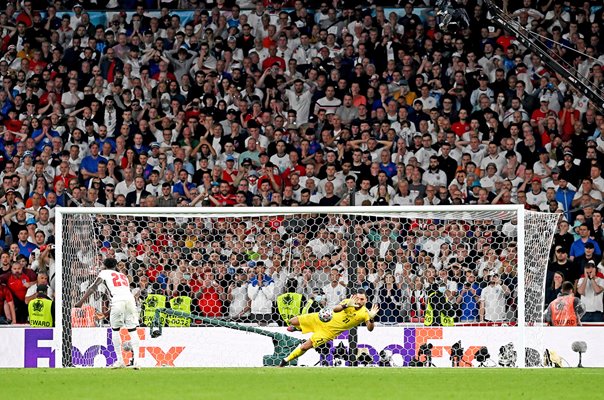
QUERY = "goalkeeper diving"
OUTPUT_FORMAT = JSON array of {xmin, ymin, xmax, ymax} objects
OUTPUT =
[{"xmin": 280, "ymin": 289, "xmax": 379, "ymax": 367}]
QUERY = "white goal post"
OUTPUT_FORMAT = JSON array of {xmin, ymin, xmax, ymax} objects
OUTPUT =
[{"xmin": 54, "ymin": 205, "xmax": 560, "ymax": 368}]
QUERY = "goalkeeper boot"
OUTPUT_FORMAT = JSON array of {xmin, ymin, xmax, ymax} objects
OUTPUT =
[{"xmin": 279, "ymin": 359, "xmax": 288, "ymax": 368}]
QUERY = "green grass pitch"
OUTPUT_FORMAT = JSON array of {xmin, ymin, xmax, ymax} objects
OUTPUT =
[{"xmin": 1, "ymin": 368, "xmax": 601, "ymax": 399}]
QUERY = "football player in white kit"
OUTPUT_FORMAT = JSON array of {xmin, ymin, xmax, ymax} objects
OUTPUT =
[{"xmin": 75, "ymin": 258, "xmax": 140, "ymax": 369}]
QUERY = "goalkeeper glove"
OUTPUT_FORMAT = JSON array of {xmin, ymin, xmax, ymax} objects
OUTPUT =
[
  {"xmin": 368, "ymin": 304, "xmax": 379, "ymax": 320},
  {"xmin": 346, "ymin": 296, "xmax": 359, "ymax": 308}
]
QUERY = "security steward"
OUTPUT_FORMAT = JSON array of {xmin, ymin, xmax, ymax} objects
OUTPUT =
[
  {"xmin": 28, "ymin": 284, "xmax": 54, "ymax": 327},
  {"xmin": 544, "ymin": 281, "xmax": 586, "ymax": 326}
]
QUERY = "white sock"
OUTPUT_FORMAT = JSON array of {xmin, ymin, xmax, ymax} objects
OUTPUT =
[
  {"xmin": 111, "ymin": 329, "xmax": 123, "ymax": 364},
  {"xmin": 130, "ymin": 329, "xmax": 140, "ymax": 364}
]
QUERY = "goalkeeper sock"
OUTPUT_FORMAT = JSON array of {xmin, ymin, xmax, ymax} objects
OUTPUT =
[
  {"xmin": 129, "ymin": 329, "xmax": 140, "ymax": 365},
  {"xmin": 285, "ymin": 345, "xmax": 307, "ymax": 362},
  {"xmin": 111, "ymin": 329, "xmax": 123, "ymax": 363}
]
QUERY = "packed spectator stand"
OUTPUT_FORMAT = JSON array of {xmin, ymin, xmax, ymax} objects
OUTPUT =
[{"xmin": 0, "ymin": 0, "xmax": 603, "ymax": 327}]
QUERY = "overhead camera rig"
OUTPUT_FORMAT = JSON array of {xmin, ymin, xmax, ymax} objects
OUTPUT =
[
  {"xmin": 435, "ymin": 0, "xmax": 470, "ymax": 32},
  {"xmin": 435, "ymin": 0, "xmax": 604, "ymax": 114}
]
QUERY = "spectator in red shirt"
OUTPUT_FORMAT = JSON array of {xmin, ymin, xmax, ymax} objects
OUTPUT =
[
  {"xmin": 189, "ymin": 265, "xmax": 204, "ymax": 296},
  {"xmin": 261, "ymin": 25, "xmax": 277, "ymax": 49},
  {"xmin": 154, "ymin": 224, "xmax": 174, "ymax": 252},
  {"xmin": 196, "ymin": 269, "xmax": 223, "ymax": 317},
  {"xmin": 451, "ymin": 108, "xmax": 470, "ymax": 137},
  {"xmin": 221, "ymin": 156, "xmax": 238, "ymax": 183},
  {"xmin": 0, "ymin": 283, "xmax": 16, "ymax": 324},
  {"xmin": 151, "ymin": 59, "xmax": 177, "ymax": 82},
  {"xmin": 28, "ymin": 48, "xmax": 47, "ymax": 72},
  {"xmin": 209, "ymin": 181, "xmax": 237, "ymax": 206},
  {"xmin": 559, "ymin": 95, "xmax": 579, "ymax": 141},
  {"xmin": 257, "ymin": 163, "xmax": 283, "ymax": 193},
  {"xmin": 532, "ymin": 96, "xmax": 550, "ymax": 127},
  {"xmin": 4, "ymin": 109, "xmax": 23, "ymax": 133},
  {"xmin": 281, "ymin": 151, "xmax": 306, "ymax": 183},
  {"xmin": 0, "ymin": 261, "xmax": 37, "ymax": 323},
  {"xmin": 53, "ymin": 161, "xmax": 77, "ymax": 189},
  {"xmin": 261, "ymin": 46, "xmax": 286, "ymax": 72},
  {"xmin": 15, "ymin": 1, "xmax": 34, "ymax": 28},
  {"xmin": 145, "ymin": 255, "xmax": 164, "ymax": 283},
  {"xmin": 496, "ymin": 29, "xmax": 516, "ymax": 52}
]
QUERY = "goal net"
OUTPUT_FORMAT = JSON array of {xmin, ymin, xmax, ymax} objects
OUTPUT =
[{"xmin": 55, "ymin": 206, "xmax": 559, "ymax": 368}]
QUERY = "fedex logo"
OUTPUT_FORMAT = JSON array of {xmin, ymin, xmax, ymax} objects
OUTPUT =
[
  {"xmin": 24, "ymin": 328, "xmax": 184, "ymax": 367},
  {"xmin": 24, "ymin": 329, "xmax": 55, "ymax": 368},
  {"xmin": 403, "ymin": 327, "xmax": 481, "ymax": 367},
  {"xmin": 72, "ymin": 328, "xmax": 185, "ymax": 367},
  {"xmin": 325, "ymin": 328, "xmax": 480, "ymax": 366}
]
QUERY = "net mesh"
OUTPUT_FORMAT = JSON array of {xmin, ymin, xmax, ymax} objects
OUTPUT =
[
  {"xmin": 522, "ymin": 211, "xmax": 561, "ymax": 367},
  {"xmin": 60, "ymin": 213, "xmax": 104, "ymax": 367},
  {"xmin": 523, "ymin": 211, "xmax": 560, "ymax": 324},
  {"xmin": 57, "ymin": 208, "xmax": 559, "ymax": 368}
]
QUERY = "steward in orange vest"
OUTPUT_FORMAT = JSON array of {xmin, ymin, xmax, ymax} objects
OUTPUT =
[{"xmin": 544, "ymin": 281, "xmax": 586, "ymax": 326}]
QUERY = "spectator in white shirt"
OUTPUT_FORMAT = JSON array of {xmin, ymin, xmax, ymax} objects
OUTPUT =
[
  {"xmin": 480, "ymin": 142, "xmax": 506, "ymax": 173},
  {"xmin": 573, "ymin": 178, "xmax": 603, "ymax": 207},
  {"xmin": 114, "ymin": 167, "xmax": 136, "ymax": 197},
  {"xmin": 480, "ymin": 274, "xmax": 511, "ymax": 322},
  {"xmin": 422, "ymin": 156, "xmax": 447, "ymax": 188},
  {"xmin": 415, "ymin": 134, "xmax": 438, "ymax": 170},
  {"xmin": 314, "ymin": 85, "xmax": 342, "ymax": 115},
  {"xmin": 322, "ymin": 268, "xmax": 348, "ymax": 308},
  {"xmin": 589, "ymin": 165, "xmax": 604, "ymax": 192},
  {"xmin": 577, "ymin": 261, "xmax": 604, "ymax": 322},
  {"xmin": 532, "ymin": 148, "xmax": 556, "ymax": 182},
  {"xmin": 307, "ymin": 229, "xmax": 335, "ymax": 259},
  {"xmin": 525, "ymin": 177, "xmax": 548, "ymax": 208}
]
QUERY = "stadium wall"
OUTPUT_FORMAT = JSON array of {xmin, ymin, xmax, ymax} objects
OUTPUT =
[{"xmin": 1, "ymin": 327, "xmax": 601, "ymax": 368}]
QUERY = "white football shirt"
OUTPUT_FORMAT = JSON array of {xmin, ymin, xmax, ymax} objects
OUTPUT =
[{"xmin": 98, "ymin": 269, "xmax": 135, "ymax": 304}]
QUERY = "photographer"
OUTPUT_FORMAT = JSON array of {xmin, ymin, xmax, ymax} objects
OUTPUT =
[{"xmin": 576, "ymin": 261, "xmax": 604, "ymax": 322}]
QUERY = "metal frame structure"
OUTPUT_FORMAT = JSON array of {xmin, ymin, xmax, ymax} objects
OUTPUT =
[{"xmin": 483, "ymin": 0, "xmax": 604, "ymax": 112}]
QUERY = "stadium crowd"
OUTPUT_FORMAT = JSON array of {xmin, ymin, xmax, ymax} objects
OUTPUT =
[{"xmin": 0, "ymin": 0, "xmax": 604, "ymax": 326}]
